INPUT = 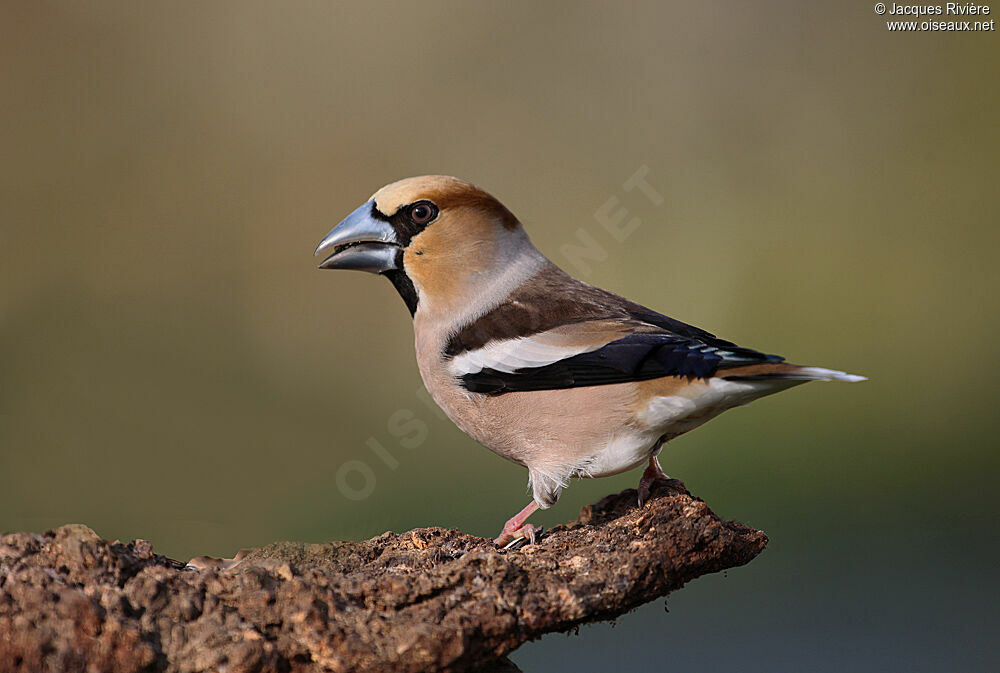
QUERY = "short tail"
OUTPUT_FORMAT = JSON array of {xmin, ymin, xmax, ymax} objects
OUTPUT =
[
  {"xmin": 721, "ymin": 362, "xmax": 867, "ymax": 383},
  {"xmin": 783, "ymin": 366, "xmax": 867, "ymax": 382}
]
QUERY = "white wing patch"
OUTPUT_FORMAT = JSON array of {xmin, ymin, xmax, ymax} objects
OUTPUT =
[{"xmin": 448, "ymin": 332, "xmax": 609, "ymax": 376}]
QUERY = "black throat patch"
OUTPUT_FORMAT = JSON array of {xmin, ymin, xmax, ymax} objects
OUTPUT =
[
  {"xmin": 371, "ymin": 203, "xmax": 424, "ymax": 316},
  {"xmin": 383, "ymin": 266, "xmax": 418, "ymax": 316}
]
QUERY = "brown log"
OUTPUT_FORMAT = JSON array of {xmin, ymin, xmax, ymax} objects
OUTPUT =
[{"xmin": 0, "ymin": 479, "xmax": 766, "ymax": 673}]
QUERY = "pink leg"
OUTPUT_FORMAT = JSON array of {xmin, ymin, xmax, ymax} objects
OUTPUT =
[
  {"xmin": 637, "ymin": 455, "xmax": 671, "ymax": 506},
  {"xmin": 495, "ymin": 500, "xmax": 540, "ymax": 547}
]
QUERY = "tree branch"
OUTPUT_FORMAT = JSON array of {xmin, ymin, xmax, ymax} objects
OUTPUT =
[{"xmin": 0, "ymin": 479, "xmax": 766, "ymax": 673}]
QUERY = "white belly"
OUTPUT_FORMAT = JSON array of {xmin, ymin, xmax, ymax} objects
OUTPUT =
[
  {"xmin": 578, "ymin": 431, "xmax": 658, "ymax": 478},
  {"xmin": 639, "ymin": 378, "xmax": 761, "ymax": 430},
  {"xmin": 582, "ymin": 378, "xmax": 763, "ymax": 478}
]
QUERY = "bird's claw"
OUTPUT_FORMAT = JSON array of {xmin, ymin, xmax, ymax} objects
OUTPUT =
[
  {"xmin": 637, "ymin": 456, "xmax": 671, "ymax": 507},
  {"xmin": 185, "ymin": 552, "xmax": 246, "ymax": 571},
  {"xmin": 496, "ymin": 523, "xmax": 541, "ymax": 549}
]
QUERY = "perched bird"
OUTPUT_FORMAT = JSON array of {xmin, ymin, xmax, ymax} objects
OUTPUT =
[{"xmin": 315, "ymin": 176, "xmax": 864, "ymax": 546}]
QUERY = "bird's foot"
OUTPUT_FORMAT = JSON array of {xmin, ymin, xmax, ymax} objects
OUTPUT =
[
  {"xmin": 637, "ymin": 456, "xmax": 671, "ymax": 507},
  {"xmin": 496, "ymin": 523, "xmax": 541, "ymax": 549},
  {"xmin": 494, "ymin": 500, "xmax": 542, "ymax": 548},
  {"xmin": 185, "ymin": 551, "xmax": 247, "ymax": 571},
  {"xmin": 494, "ymin": 500, "xmax": 542, "ymax": 549}
]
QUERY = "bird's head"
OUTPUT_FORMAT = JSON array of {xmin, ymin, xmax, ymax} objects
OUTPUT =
[{"xmin": 315, "ymin": 175, "xmax": 544, "ymax": 317}]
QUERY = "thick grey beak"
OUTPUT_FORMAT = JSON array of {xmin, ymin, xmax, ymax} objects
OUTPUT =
[{"xmin": 314, "ymin": 200, "xmax": 401, "ymax": 273}]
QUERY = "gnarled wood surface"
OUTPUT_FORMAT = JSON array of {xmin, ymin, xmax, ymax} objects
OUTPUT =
[{"xmin": 0, "ymin": 480, "xmax": 766, "ymax": 673}]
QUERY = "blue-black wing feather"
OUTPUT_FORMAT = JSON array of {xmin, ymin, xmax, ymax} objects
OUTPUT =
[
  {"xmin": 461, "ymin": 332, "xmax": 783, "ymax": 395},
  {"xmin": 448, "ymin": 265, "xmax": 784, "ymax": 395}
]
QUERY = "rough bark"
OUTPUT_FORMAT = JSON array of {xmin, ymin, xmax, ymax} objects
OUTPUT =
[{"xmin": 0, "ymin": 479, "xmax": 766, "ymax": 673}]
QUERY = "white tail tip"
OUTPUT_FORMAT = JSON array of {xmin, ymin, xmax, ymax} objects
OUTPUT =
[{"xmin": 796, "ymin": 367, "xmax": 867, "ymax": 383}]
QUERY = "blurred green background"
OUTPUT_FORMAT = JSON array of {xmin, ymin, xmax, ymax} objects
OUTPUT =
[{"xmin": 2, "ymin": 2, "xmax": 997, "ymax": 670}]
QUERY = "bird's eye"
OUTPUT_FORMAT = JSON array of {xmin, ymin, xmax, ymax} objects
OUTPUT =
[{"xmin": 409, "ymin": 201, "xmax": 438, "ymax": 225}]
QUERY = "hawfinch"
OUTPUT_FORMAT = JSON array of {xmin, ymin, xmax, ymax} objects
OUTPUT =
[{"xmin": 315, "ymin": 176, "xmax": 864, "ymax": 546}]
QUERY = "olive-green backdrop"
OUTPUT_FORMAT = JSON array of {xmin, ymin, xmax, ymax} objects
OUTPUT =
[{"xmin": 2, "ymin": 2, "xmax": 997, "ymax": 671}]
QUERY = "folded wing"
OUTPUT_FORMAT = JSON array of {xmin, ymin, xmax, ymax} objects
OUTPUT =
[{"xmin": 451, "ymin": 319, "xmax": 784, "ymax": 395}]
